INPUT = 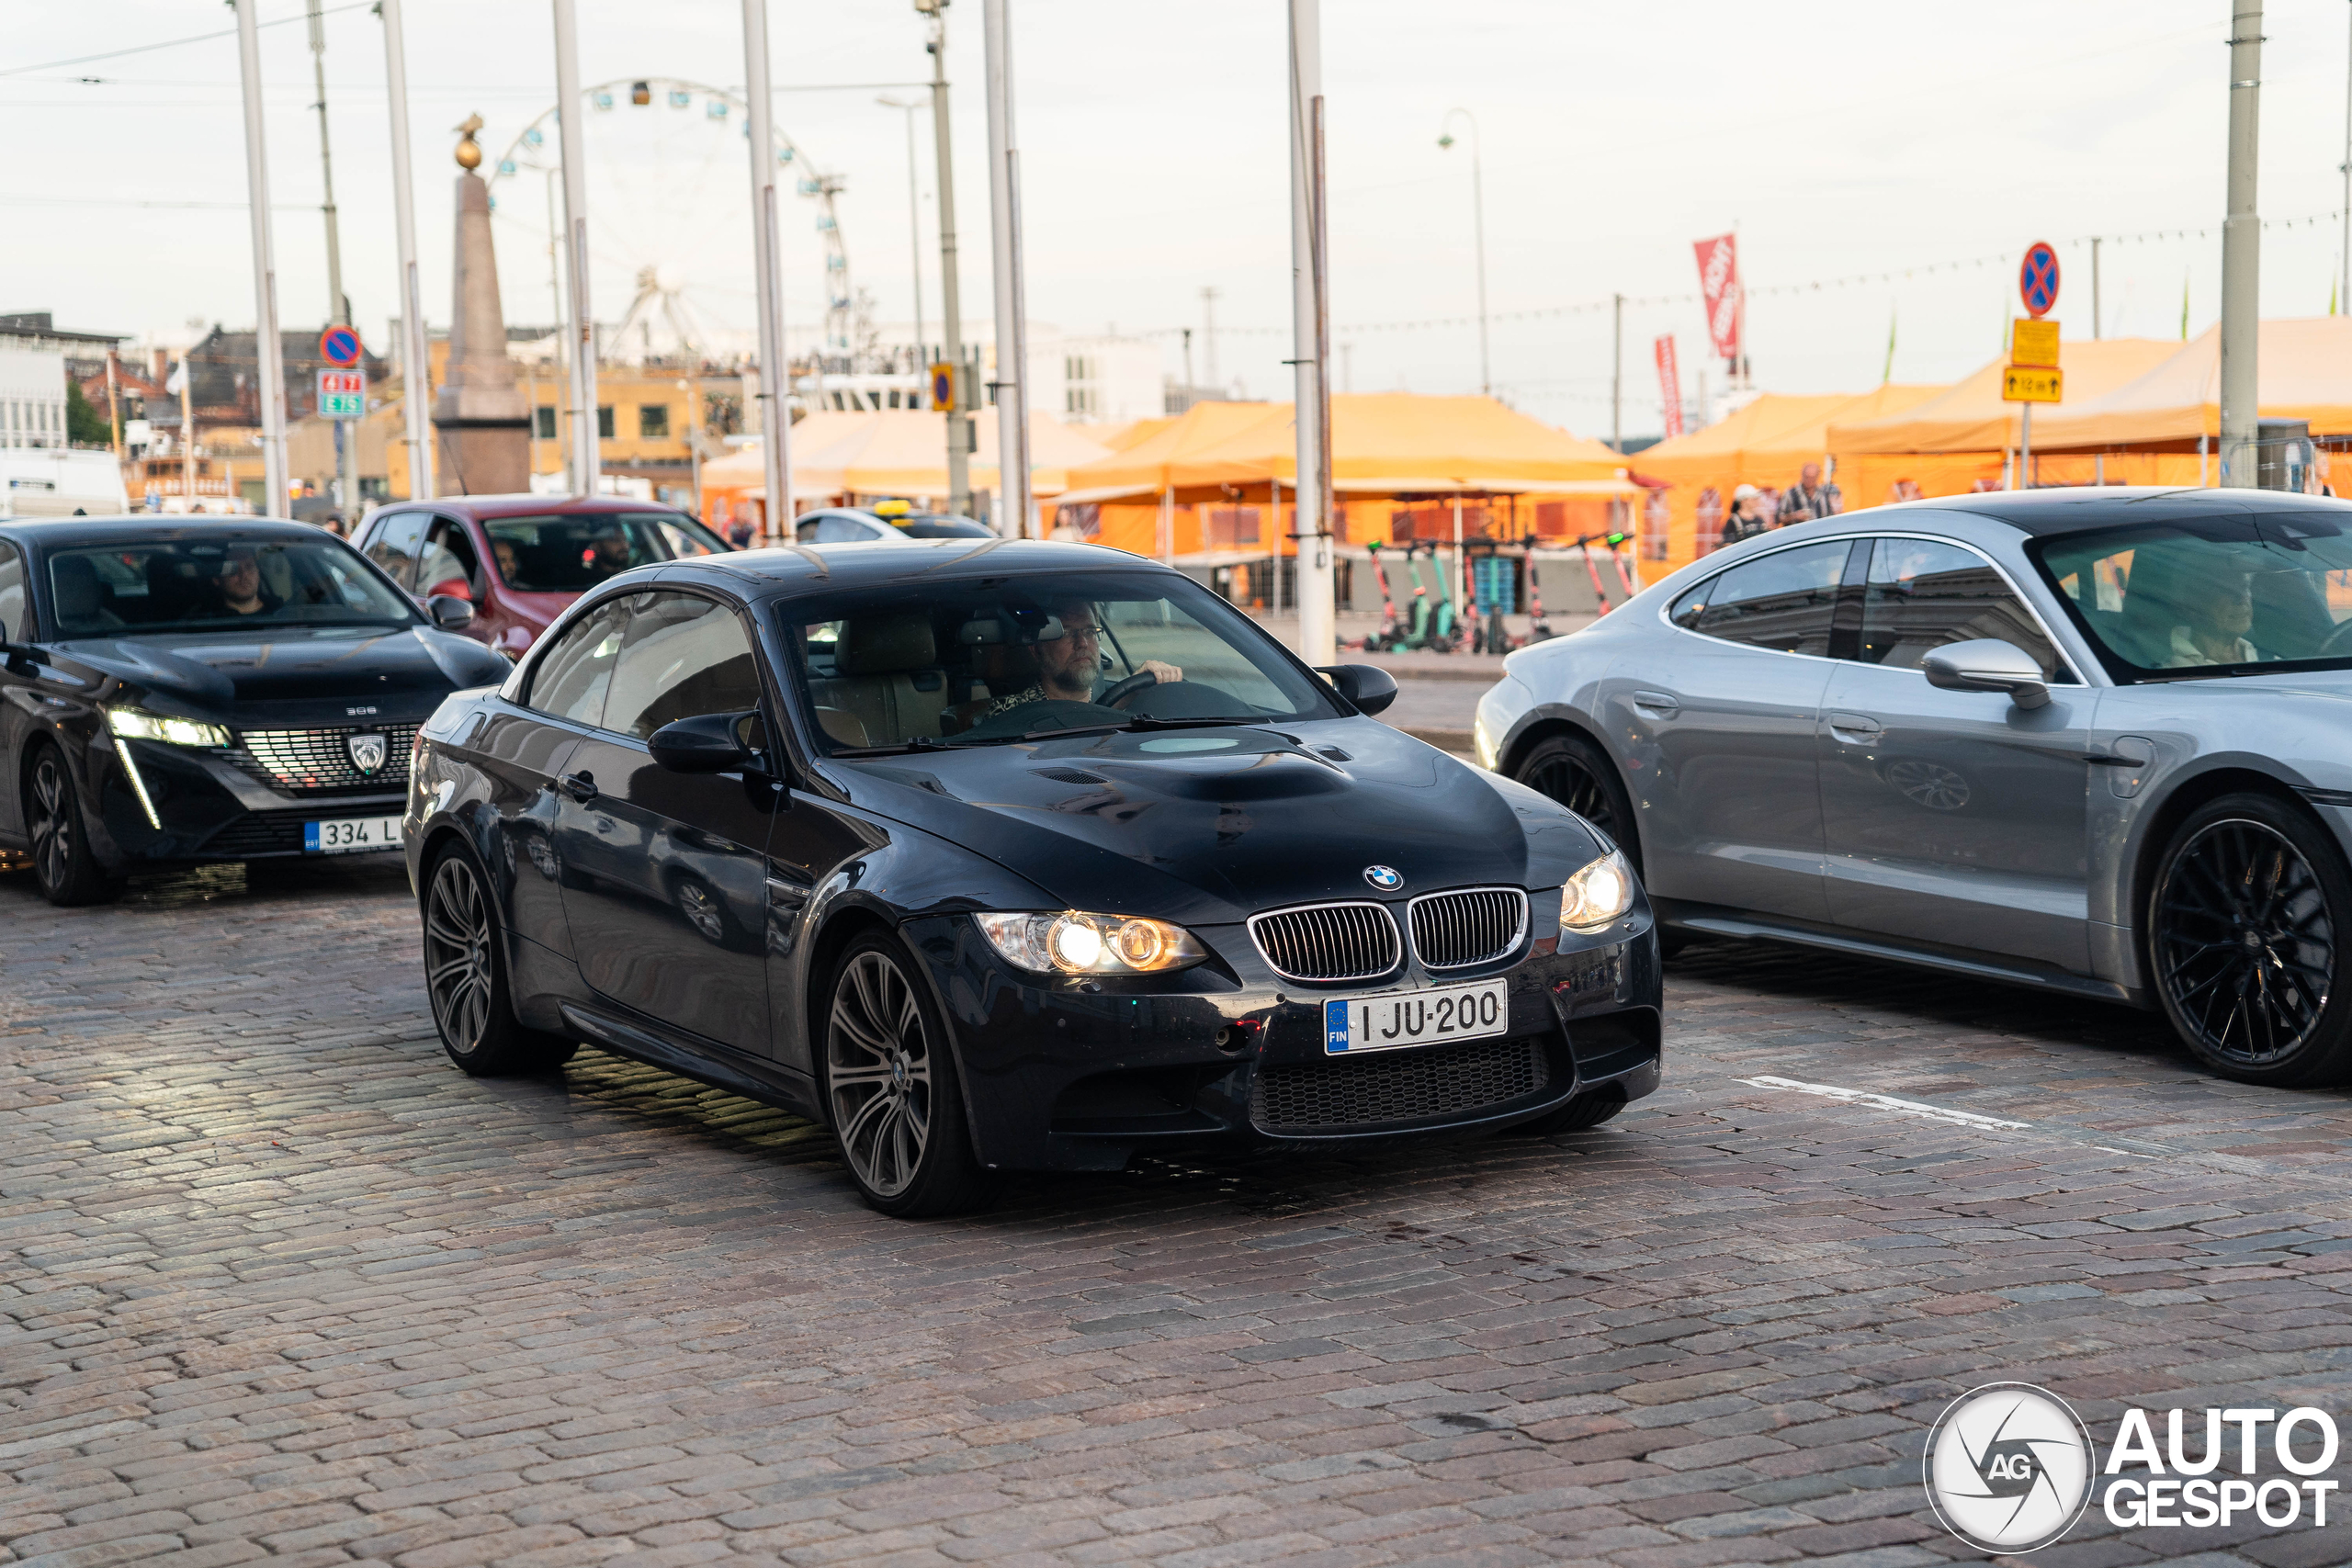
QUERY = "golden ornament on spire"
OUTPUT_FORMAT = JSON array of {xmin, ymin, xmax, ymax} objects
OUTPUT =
[{"xmin": 453, "ymin": 114, "xmax": 484, "ymax": 171}]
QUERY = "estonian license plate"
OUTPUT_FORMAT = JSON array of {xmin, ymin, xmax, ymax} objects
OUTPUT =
[
  {"xmin": 304, "ymin": 815, "xmax": 403, "ymax": 854},
  {"xmin": 1323, "ymin": 978, "xmax": 1509, "ymax": 1055}
]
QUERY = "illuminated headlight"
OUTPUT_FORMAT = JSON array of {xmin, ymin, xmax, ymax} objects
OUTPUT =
[
  {"xmin": 1559, "ymin": 849, "xmax": 1635, "ymax": 933},
  {"xmin": 108, "ymin": 709, "xmax": 231, "ymax": 749},
  {"xmin": 974, "ymin": 910, "xmax": 1209, "ymax": 975}
]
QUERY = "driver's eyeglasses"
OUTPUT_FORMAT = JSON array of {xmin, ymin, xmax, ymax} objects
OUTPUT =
[{"xmin": 1043, "ymin": 622, "xmax": 1102, "ymax": 644}]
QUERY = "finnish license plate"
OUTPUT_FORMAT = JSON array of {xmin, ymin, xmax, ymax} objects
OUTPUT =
[
  {"xmin": 1323, "ymin": 978, "xmax": 1509, "ymax": 1055},
  {"xmin": 304, "ymin": 815, "xmax": 403, "ymax": 854}
]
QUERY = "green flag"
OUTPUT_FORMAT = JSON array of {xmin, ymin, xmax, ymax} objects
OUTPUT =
[
  {"xmin": 2181, "ymin": 273, "xmax": 2191, "ymax": 340},
  {"xmin": 1883, "ymin": 309, "xmax": 1897, "ymax": 384}
]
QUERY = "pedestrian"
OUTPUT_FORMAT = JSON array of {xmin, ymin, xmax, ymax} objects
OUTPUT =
[
  {"xmin": 1777, "ymin": 461, "xmax": 1842, "ymax": 525},
  {"xmin": 1718, "ymin": 484, "xmax": 1770, "ymax": 547},
  {"xmin": 727, "ymin": 512, "xmax": 756, "ymax": 550}
]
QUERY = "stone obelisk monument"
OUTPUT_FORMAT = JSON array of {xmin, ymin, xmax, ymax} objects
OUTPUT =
[{"xmin": 431, "ymin": 117, "xmax": 531, "ymax": 494}]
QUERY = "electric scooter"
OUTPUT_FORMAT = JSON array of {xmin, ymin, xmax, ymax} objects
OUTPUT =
[
  {"xmin": 1524, "ymin": 553, "xmax": 1556, "ymax": 642},
  {"xmin": 1359, "ymin": 540, "xmax": 1403, "ymax": 650}
]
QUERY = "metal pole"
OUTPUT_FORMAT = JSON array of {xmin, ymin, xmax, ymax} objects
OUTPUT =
[
  {"xmin": 307, "ymin": 0, "xmax": 357, "ymax": 514},
  {"xmin": 683, "ymin": 376, "xmax": 704, "ymax": 521},
  {"xmin": 1439, "ymin": 109, "xmax": 1487, "ymax": 399},
  {"xmin": 180, "ymin": 356, "xmax": 197, "ymax": 512},
  {"xmin": 2220, "ymin": 0, "xmax": 2262, "ymax": 489},
  {"xmin": 106, "ymin": 350, "xmax": 122, "ymax": 457},
  {"xmin": 926, "ymin": 4, "xmax": 971, "ymax": 519},
  {"xmin": 552, "ymin": 0, "xmax": 599, "ymax": 495},
  {"xmin": 880, "ymin": 98, "xmax": 926, "ymax": 354},
  {"xmin": 1202, "ymin": 288, "xmax": 1219, "ymax": 389},
  {"xmin": 381, "ymin": 0, "xmax": 435, "ymax": 502},
  {"xmin": 1289, "ymin": 0, "xmax": 1335, "ymax": 665},
  {"xmin": 741, "ymin": 0, "xmax": 793, "ymax": 536},
  {"xmin": 2019, "ymin": 401, "xmax": 2032, "ymax": 491},
  {"xmin": 545, "ymin": 168, "xmax": 567, "ymax": 484},
  {"xmin": 2091, "ymin": 237, "xmax": 2102, "ymax": 339},
  {"xmin": 982, "ymin": 0, "xmax": 1032, "ymax": 537},
  {"xmin": 233, "ymin": 0, "xmax": 288, "ymax": 517},
  {"xmin": 1611, "ymin": 292, "xmax": 1623, "ymax": 451},
  {"xmin": 2343, "ymin": 0, "xmax": 2351, "ymax": 317}
]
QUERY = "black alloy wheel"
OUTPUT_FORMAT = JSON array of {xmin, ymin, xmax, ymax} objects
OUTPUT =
[
  {"xmin": 422, "ymin": 844, "xmax": 577, "ymax": 1077},
  {"xmin": 1517, "ymin": 734, "xmax": 1638, "ymax": 872},
  {"xmin": 823, "ymin": 933, "xmax": 991, "ymax": 1217},
  {"xmin": 2151, "ymin": 793, "xmax": 2352, "ymax": 1086},
  {"xmin": 26, "ymin": 746, "xmax": 120, "ymax": 907}
]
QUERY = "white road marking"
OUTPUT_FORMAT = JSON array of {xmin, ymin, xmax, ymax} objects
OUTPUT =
[{"xmin": 1735, "ymin": 1075, "xmax": 2031, "ymax": 1132}]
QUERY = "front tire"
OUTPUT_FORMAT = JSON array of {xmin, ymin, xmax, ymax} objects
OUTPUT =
[
  {"xmin": 2150, "ymin": 793, "xmax": 2352, "ymax": 1086},
  {"xmin": 823, "ymin": 933, "xmax": 992, "ymax": 1218},
  {"xmin": 26, "ymin": 745, "xmax": 120, "ymax": 907},
  {"xmin": 422, "ymin": 842, "xmax": 577, "ymax": 1077},
  {"xmin": 1517, "ymin": 732, "xmax": 1641, "ymax": 874}
]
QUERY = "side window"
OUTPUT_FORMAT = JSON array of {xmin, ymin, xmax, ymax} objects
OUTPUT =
[
  {"xmin": 0, "ymin": 542, "xmax": 25, "ymax": 640},
  {"xmin": 416, "ymin": 519, "xmax": 481, "ymax": 601},
  {"xmin": 814, "ymin": 515, "xmax": 880, "ymax": 544},
  {"xmin": 603, "ymin": 592, "xmax": 764, "ymax": 740},
  {"xmin": 1858, "ymin": 538, "xmax": 2066, "ymax": 681},
  {"xmin": 525, "ymin": 596, "xmax": 635, "ymax": 728},
  {"xmin": 365, "ymin": 511, "xmax": 429, "ymax": 592},
  {"xmin": 1668, "ymin": 575, "xmax": 1713, "ymax": 630},
  {"xmin": 1690, "ymin": 540, "xmax": 1853, "ymax": 657}
]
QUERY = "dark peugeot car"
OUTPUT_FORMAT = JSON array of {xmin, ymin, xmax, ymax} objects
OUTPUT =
[
  {"xmin": 355, "ymin": 494, "xmax": 733, "ymax": 660},
  {"xmin": 402, "ymin": 540, "xmax": 1662, "ymax": 1217},
  {"xmin": 0, "ymin": 518, "xmax": 509, "ymax": 904}
]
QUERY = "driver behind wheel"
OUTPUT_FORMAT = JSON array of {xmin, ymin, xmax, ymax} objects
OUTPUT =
[{"xmin": 983, "ymin": 600, "xmax": 1180, "ymax": 717}]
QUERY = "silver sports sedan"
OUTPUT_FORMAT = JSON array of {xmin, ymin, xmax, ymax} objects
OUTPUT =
[{"xmin": 1475, "ymin": 487, "xmax": 2352, "ymax": 1087}]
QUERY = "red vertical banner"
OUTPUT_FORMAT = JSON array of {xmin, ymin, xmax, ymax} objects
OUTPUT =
[
  {"xmin": 1653, "ymin": 334, "xmax": 1684, "ymax": 438},
  {"xmin": 1692, "ymin": 233, "xmax": 1741, "ymax": 364}
]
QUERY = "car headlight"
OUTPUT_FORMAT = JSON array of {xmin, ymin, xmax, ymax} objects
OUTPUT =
[
  {"xmin": 1559, "ymin": 849, "xmax": 1635, "ymax": 933},
  {"xmin": 974, "ymin": 910, "xmax": 1209, "ymax": 975},
  {"xmin": 108, "ymin": 709, "xmax": 231, "ymax": 749}
]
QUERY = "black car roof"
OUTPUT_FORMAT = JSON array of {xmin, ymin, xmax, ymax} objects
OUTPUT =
[
  {"xmin": 667, "ymin": 536, "xmax": 1173, "ymax": 595},
  {"xmin": 1895, "ymin": 486, "xmax": 2352, "ymax": 536},
  {"xmin": 0, "ymin": 515, "xmax": 346, "ymax": 553}
]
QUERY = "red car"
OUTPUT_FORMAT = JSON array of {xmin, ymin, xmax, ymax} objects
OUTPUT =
[{"xmin": 352, "ymin": 495, "xmax": 733, "ymax": 660}]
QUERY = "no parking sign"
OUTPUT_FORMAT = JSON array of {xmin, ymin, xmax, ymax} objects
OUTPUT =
[{"xmin": 2018, "ymin": 242, "xmax": 2060, "ymax": 319}]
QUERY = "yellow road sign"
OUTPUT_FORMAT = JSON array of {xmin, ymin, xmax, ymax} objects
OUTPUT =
[
  {"xmin": 2010, "ymin": 318, "xmax": 2060, "ymax": 369},
  {"xmin": 2003, "ymin": 366, "xmax": 2063, "ymax": 403},
  {"xmin": 929, "ymin": 361, "xmax": 956, "ymax": 412}
]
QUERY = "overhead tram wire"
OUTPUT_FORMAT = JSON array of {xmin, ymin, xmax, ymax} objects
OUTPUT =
[
  {"xmin": 0, "ymin": 1, "xmax": 377, "ymax": 79},
  {"xmin": 1157, "ymin": 209, "xmax": 2352, "ymax": 341}
]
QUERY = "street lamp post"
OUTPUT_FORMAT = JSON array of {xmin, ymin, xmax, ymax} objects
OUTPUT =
[
  {"xmin": 918, "ymin": 0, "xmax": 972, "ymax": 519},
  {"xmin": 982, "ymin": 0, "xmax": 1032, "ymax": 537},
  {"xmin": 878, "ymin": 96, "xmax": 927, "ymax": 355},
  {"xmin": 233, "ymin": 0, "xmax": 288, "ymax": 517},
  {"xmin": 2220, "ymin": 0, "xmax": 2262, "ymax": 488},
  {"xmin": 380, "ymin": 0, "xmax": 435, "ymax": 501},
  {"xmin": 741, "ymin": 0, "xmax": 793, "ymax": 535},
  {"xmin": 1438, "ymin": 107, "xmax": 1488, "ymax": 400},
  {"xmin": 551, "ymin": 0, "xmax": 600, "ymax": 495},
  {"xmin": 1288, "ymin": 0, "xmax": 1335, "ymax": 666}
]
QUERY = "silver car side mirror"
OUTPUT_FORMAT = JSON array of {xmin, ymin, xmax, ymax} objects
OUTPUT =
[{"xmin": 1923, "ymin": 638, "xmax": 2050, "ymax": 710}]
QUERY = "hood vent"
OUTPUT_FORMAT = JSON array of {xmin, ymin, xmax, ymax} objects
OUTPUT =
[{"xmin": 1034, "ymin": 767, "xmax": 1109, "ymax": 786}]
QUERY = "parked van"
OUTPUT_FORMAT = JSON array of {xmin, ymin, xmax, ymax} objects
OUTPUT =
[{"xmin": 0, "ymin": 449, "xmax": 130, "ymax": 519}]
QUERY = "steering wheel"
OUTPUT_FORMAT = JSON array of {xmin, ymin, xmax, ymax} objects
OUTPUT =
[
  {"xmin": 2319, "ymin": 620, "xmax": 2352, "ymax": 660},
  {"xmin": 1099, "ymin": 670, "xmax": 1161, "ymax": 709}
]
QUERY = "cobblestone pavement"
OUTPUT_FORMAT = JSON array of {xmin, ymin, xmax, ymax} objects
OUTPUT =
[{"xmin": 9, "ymin": 860, "xmax": 2352, "ymax": 1568}]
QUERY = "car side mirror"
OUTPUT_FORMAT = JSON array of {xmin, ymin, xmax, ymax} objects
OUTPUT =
[
  {"xmin": 426, "ymin": 593, "xmax": 475, "ymax": 631},
  {"xmin": 1923, "ymin": 638, "xmax": 2050, "ymax": 710},
  {"xmin": 1317, "ymin": 662, "xmax": 1399, "ymax": 716},
  {"xmin": 650, "ymin": 710, "xmax": 762, "ymax": 773}
]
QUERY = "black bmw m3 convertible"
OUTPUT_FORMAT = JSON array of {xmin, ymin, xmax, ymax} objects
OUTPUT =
[{"xmin": 402, "ymin": 538, "xmax": 1662, "ymax": 1215}]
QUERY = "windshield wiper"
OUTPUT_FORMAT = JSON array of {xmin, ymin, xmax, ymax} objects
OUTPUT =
[{"xmin": 829, "ymin": 737, "xmax": 950, "ymax": 757}]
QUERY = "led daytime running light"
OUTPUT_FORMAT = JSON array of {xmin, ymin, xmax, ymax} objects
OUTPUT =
[{"xmin": 109, "ymin": 709, "xmax": 231, "ymax": 749}]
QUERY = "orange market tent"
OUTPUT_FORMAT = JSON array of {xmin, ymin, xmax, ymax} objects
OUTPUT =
[
  {"xmin": 700, "ymin": 409, "xmax": 1113, "ymax": 531},
  {"xmin": 1826, "ymin": 336, "xmax": 2178, "ymax": 502},
  {"xmin": 2027, "ymin": 317, "xmax": 2352, "ymax": 451},
  {"xmin": 1635, "ymin": 386, "xmax": 1943, "ymax": 570},
  {"xmin": 1056, "ymin": 393, "xmax": 1635, "ymax": 560}
]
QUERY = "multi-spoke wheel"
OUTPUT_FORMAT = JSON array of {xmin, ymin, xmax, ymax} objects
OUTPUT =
[
  {"xmin": 26, "ymin": 746, "xmax": 119, "ymax": 906},
  {"xmin": 2152, "ymin": 794, "xmax": 2352, "ymax": 1086},
  {"xmin": 420, "ymin": 843, "xmax": 576, "ymax": 1076},
  {"xmin": 1515, "ymin": 732, "xmax": 1679, "ymax": 955},
  {"xmin": 823, "ymin": 934, "xmax": 991, "ymax": 1217}
]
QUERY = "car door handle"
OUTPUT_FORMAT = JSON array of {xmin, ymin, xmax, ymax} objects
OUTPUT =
[
  {"xmin": 1826, "ymin": 712, "xmax": 1882, "ymax": 739},
  {"xmin": 1630, "ymin": 690, "xmax": 1679, "ymax": 716},
  {"xmin": 557, "ymin": 771, "xmax": 597, "ymax": 803}
]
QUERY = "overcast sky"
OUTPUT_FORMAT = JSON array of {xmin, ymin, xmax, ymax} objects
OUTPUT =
[{"xmin": 9, "ymin": 1, "xmax": 2352, "ymax": 436}]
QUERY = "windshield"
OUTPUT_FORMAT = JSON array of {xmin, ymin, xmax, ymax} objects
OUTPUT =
[
  {"xmin": 483, "ymin": 510, "xmax": 729, "ymax": 592},
  {"xmin": 46, "ymin": 536, "xmax": 418, "ymax": 637},
  {"xmin": 780, "ymin": 570, "xmax": 1343, "ymax": 751},
  {"xmin": 2031, "ymin": 510, "xmax": 2352, "ymax": 680}
]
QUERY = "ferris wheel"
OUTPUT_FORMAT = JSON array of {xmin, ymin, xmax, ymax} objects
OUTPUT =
[{"xmin": 485, "ymin": 76, "xmax": 854, "ymax": 364}]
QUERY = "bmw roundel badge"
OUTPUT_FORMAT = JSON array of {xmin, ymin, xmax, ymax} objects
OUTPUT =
[{"xmin": 1363, "ymin": 864, "xmax": 1403, "ymax": 892}]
